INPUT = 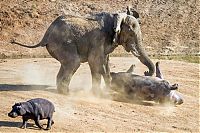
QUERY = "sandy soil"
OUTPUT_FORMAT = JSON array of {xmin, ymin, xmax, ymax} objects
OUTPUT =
[
  {"xmin": 0, "ymin": 0, "xmax": 199, "ymax": 58},
  {"xmin": 0, "ymin": 57, "xmax": 199, "ymax": 132}
]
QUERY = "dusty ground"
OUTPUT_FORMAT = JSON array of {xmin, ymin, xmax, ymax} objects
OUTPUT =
[
  {"xmin": 0, "ymin": 0, "xmax": 199, "ymax": 58},
  {"xmin": 0, "ymin": 0, "xmax": 199, "ymax": 132},
  {"xmin": 0, "ymin": 57, "xmax": 199, "ymax": 132}
]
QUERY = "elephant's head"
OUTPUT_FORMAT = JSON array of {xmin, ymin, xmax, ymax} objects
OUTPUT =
[{"xmin": 118, "ymin": 15, "xmax": 155, "ymax": 76}]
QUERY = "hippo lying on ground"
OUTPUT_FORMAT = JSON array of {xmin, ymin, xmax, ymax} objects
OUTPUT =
[
  {"xmin": 110, "ymin": 62, "xmax": 183, "ymax": 105},
  {"xmin": 8, "ymin": 98, "xmax": 55, "ymax": 130}
]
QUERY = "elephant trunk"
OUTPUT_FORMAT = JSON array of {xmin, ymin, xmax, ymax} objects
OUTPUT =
[
  {"xmin": 130, "ymin": 30, "xmax": 155, "ymax": 76},
  {"xmin": 137, "ymin": 47, "xmax": 155, "ymax": 76}
]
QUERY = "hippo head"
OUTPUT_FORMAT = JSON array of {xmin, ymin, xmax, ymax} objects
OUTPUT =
[
  {"xmin": 8, "ymin": 103, "xmax": 27, "ymax": 118},
  {"xmin": 155, "ymin": 62, "xmax": 183, "ymax": 105},
  {"xmin": 110, "ymin": 62, "xmax": 183, "ymax": 105},
  {"xmin": 156, "ymin": 81, "xmax": 183, "ymax": 105},
  {"xmin": 166, "ymin": 90, "xmax": 183, "ymax": 105}
]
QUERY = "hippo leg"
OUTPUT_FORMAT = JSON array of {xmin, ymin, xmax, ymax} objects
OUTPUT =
[
  {"xmin": 155, "ymin": 62, "xmax": 163, "ymax": 79},
  {"xmin": 34, "ymin": 116, "xmax": 43, "ymax": 129},
  {"xmin": 46, "ymin": 117, "xmax": 53, "ymax": 130},
  {"xmin": 20, "ymin": 117, "xmax": 28, "ymax": 129}
]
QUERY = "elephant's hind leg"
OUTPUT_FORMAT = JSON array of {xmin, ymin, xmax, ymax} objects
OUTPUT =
[
  {"xmin": 57, "ymin": 59, "xmax": 80, "ymax": 94},
  {"xmin": 56, "ymin": 65, "xmax": 64, "ymax": 93},
  {"xmin": 54, "ymin": 42, "xmax": 81, "ymax": 94}
]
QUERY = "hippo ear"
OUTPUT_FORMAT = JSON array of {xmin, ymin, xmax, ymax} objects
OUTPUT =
[
  {"xmin": 170, "ymin": 84, "xmax": 178, "ymax": 90},
  {"xmin": 15, "ymin": 102, "xmax": 21, "ymax": 106},
  {"xmin": 155, "ymin": 62, "xmax": 164, "ymax": 79},
  {"xmin": 126, "ymin": 64, "xmax": 135, "ymax": 73}
]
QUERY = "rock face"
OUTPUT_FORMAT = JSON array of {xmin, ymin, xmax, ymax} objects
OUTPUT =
[{"xmin": 0, "ymin": 0, "xmax": 199, "ymax": 58}]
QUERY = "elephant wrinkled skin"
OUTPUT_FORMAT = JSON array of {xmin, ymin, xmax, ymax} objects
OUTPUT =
[{"xmin": 11, "ymin": 13, "xmax": 155, "ymax": 94}]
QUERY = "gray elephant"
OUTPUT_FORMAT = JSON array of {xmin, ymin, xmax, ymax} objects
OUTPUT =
[{"xmin": 11, "ymin": 12, "xmax": 155, "ymax": 94}]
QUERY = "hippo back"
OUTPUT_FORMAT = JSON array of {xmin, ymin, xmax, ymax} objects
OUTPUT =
[{"xmin": 27, "ymin": 98, "xmax": 55, "ymax": 119}]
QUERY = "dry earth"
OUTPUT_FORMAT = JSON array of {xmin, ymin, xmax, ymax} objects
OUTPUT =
[
  {"xmin": 0, "ymin": 0, "xmax": 199, "ymax": 58},
  {"xmin": 0, "ymin": 57, "xmax": 199, "ymax": 132},
  {"xmin": 0, "ymin": 0, "xmax": 199, "ymax": 132}
]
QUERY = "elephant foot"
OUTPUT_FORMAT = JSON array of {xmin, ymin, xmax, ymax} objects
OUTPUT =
[
  {"xmin": 91, "ymin": 88, "xmax": 104, "ymax": 98},
  {"xmin": 57, "ymin": 88, "xmax": 69, "ymax": 95}
]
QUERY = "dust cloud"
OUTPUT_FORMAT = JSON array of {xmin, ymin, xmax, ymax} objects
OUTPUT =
[
  {"xmin": 16, "ymin": 62, "xmax": 114, "ymax": 120},
  {"xmin": 15, "ymin": 60, "xmax": 177, "ymax": 120},
  {"xmin": 157, "ymin": 104, "xmax": 176, "ymax": 117},
  {"xmin": 17, "ymin": 63, "xmax": 56, "ymax": 86}
]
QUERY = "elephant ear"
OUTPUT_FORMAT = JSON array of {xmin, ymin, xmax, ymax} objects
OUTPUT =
[{"xmin": 126, "ymin": 6, "xmax": 139, "ymax": 19}]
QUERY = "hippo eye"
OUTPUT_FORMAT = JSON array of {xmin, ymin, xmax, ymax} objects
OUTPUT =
[
  {"xmin": 161, "ymin": 80, "xmax": 170, "ymax": 87},
  {"xmin": 162, "ymin": 80, "xmax": 169, "ymax": 84},
  {"xmin": 16, "ymin": 106, "xmax": 22, "ymax": 110}
]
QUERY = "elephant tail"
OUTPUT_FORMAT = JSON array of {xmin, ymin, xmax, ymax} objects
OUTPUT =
[{"xmin": 10, "ymin": 39, "xmax": 45, "ymax": 48}]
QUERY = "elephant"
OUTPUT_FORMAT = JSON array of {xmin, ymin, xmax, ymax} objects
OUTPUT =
[{"xmin": 11, "ymin": 12, "xmax": 155, "ymax": 94}]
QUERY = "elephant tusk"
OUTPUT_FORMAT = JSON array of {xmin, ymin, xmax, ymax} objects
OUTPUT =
[
  {"xmin": 130, "ymin": 46, "xmax": 140, "ymax": 57},
  {"xmin": 131, "ymin": 50, "xmax": 140, "ymax": 57}
]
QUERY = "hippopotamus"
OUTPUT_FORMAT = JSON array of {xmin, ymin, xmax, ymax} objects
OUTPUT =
[
  {"xmin": 8, "ymin": 98, "xmax": 55, "ymax": 130},
  {"xmin": 110, "ymin": 62, "xmax": 183, "ymax": 105}
]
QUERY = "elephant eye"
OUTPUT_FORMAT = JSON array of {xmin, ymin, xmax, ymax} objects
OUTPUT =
[{"xmin": 128, "ymin": 26, "xmax": 133, "ymax": 31}]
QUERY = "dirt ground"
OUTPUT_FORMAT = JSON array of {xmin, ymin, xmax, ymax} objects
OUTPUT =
[
  {"xmin": 0, "ymin": 57, "xmax": 199, "ymax": 132},
  {"xmin": 0, "ymin": 0, "xmax": 199, "ymax": 58},
  {"xmin": 0, "ymin": 0, "xmax": 199, "ymax": 132}
]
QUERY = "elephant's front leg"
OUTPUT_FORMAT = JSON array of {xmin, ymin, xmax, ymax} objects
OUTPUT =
[
  {"xmin": 90, "ymin": 70, "xmax": 102, "ymax": 95},
  {"xmin": 88, "ymin": 55, "xmax": 104, "ymax": 96},
  {"xmin": 102, "ymin": 55, "xmax": 111, "ymax": 89}
]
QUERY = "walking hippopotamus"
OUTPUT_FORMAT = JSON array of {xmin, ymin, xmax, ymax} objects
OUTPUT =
[
  {"xmin": 110, "ymin": 62, "xmax": 183, "ymax": 105},
  {"xmin": 8, "ymin": 98, "xmax": 55, "ymax": 130}
]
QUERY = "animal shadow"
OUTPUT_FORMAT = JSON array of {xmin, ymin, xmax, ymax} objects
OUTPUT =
[
  {"xmin": 111, "ymin": 93, "xmax": 155, "ymax": 106},
  {"xmin": 0, "ymin": 120, "xmax": 37, "ymax": 129},
  {"xmin": 0, "ymin": 84, "xmax": 57, "ymax": 93},
  {"xmin": 0, "ymin": 120, "xmax": 49, "ymax": 130}
]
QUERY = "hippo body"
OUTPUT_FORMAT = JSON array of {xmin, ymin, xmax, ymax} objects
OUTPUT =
[
  {"xmin": 8, "ymin": 98, "xmax": 55, "ymax": 130},
  {"xmin": 111, "ymin": 62, "xmax": 183, "ymax": 105}
]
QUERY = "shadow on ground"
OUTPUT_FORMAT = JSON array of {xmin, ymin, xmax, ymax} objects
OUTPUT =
[
  {"xmin": 110, "ymin": 93, "xmax": 155, "ymax": 106},
  {"xmin": 0, "ymin": 84, "xmax": 57, "ymax": 93},
  {"xmin": 0, "ymin": 84, "xmax": 156, "ymax": 106},
  {"xmin": 0, "ymin": 120, "xmax": 36, "ymax": 128}
]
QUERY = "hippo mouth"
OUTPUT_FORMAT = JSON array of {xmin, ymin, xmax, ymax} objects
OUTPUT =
[
  {"xmin": 8, "ymin": 112, "xmax": 18, "ymax": 118},
  {"xmin": 168, "ymin": 91, "xmax": 183, "ymax": 105}
]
